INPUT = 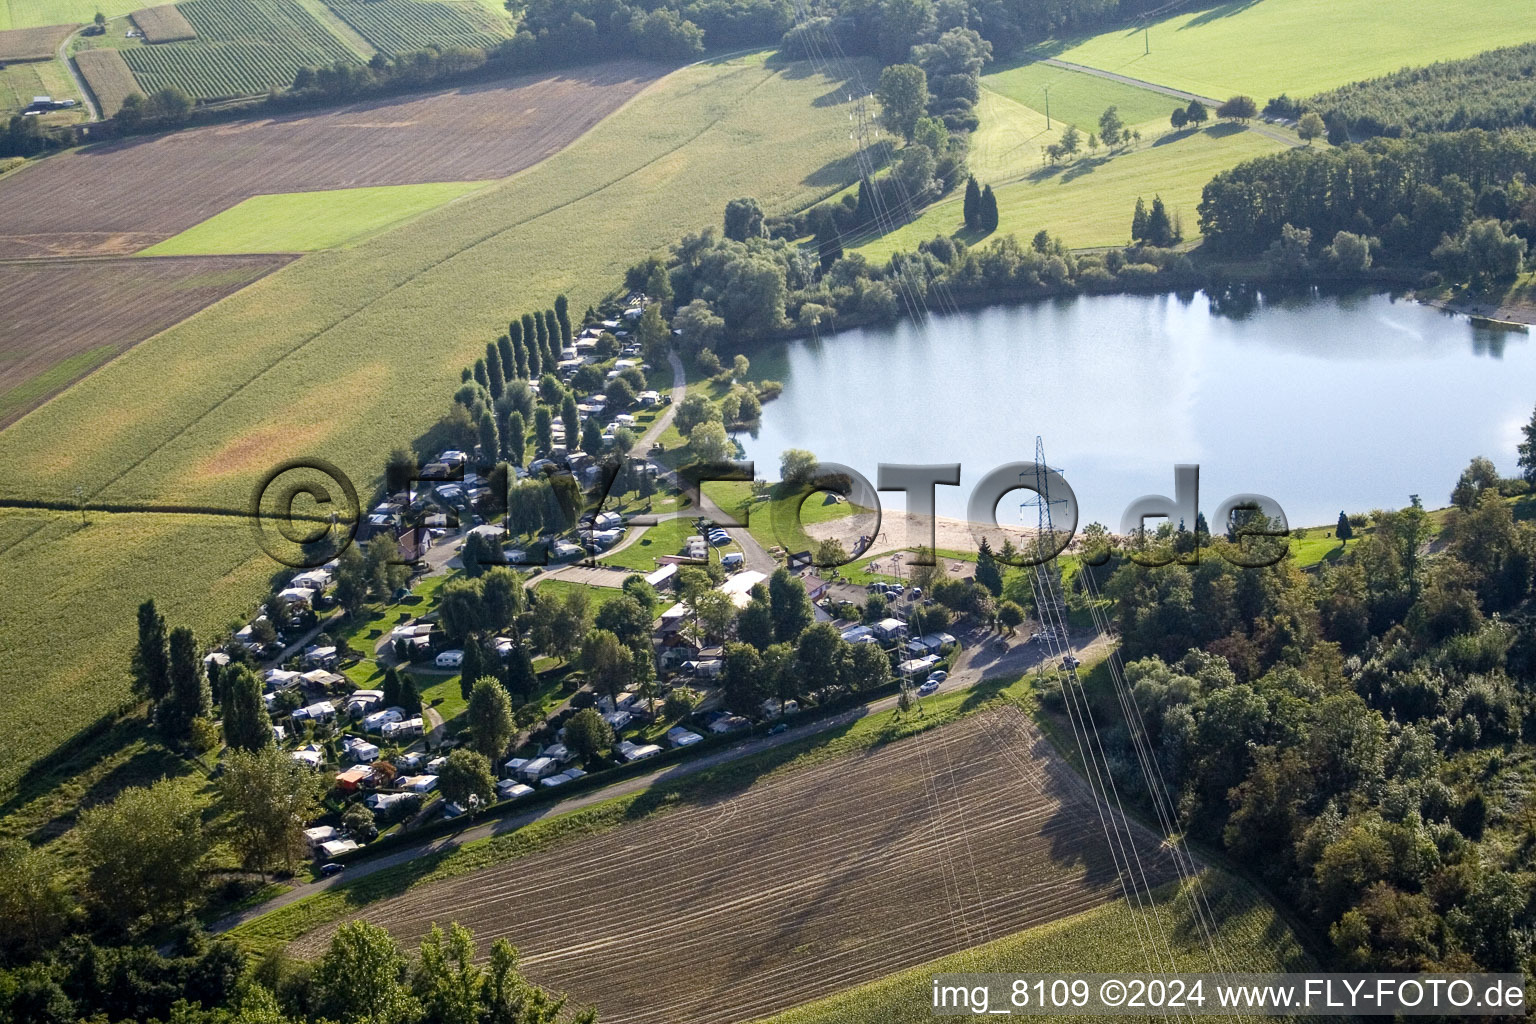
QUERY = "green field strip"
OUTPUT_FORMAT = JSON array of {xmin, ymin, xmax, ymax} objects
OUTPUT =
[
  {"xmin": 139, "ymin": 181, "xmax": 490, "ymax": 255},
  {"xmin": 1049, "ymin": 0, "xmax": 1536, "ymax": 101}
]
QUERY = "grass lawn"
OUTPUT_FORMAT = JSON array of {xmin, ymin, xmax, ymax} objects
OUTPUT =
[
  {"xmin": 230, "ymin": 671, "xmax": 1034, "ymax": 953},
  {"xmin": 417, "ymin": 673, "xmax": 468, "ymax": 729},
  {"xmin": 533, "ymin": 578, "xmax": 628, "ymax": 616},
  {"xmin": 335, "ymin": 572, "xmax": 454, "ymax": 689},
  {"xmin": 2, "ymin": 0, "xmax": 144, "ymax": 30},
  {"xmin": 0, "ymin": 57, "xmax": 87, "ymax": 122},
  {"xmin": 982, "ymin": 58, "xmax": 1176, "ymax": 134},
  {"xmin": 1048, "ymin": 0, "xmax": 1536, "ymax": 101},
  {"xmin": 598, "ymin": 517, "xmax": 714, "ymax": 572},
  {"xmin": 962, "ymin": 86, "xmax": 1056, "ymax": 186},
  {"xmin": 842, "ymin": 546, "xmax": 976, "ymax": 586},
  {"xmin": 1290, "ymin": 534, "xmax": 1347, "ymax": 569},
  {"xmin": 856, "ymin": 123, "xmax": 1286, "ymax": 256},
  {"xmin": 140, "ymin": 182, "xmax": 490, "ymax": 256},
  {"xmin": 703, "ymin": 478, "xmax": 864, "ymax": 555},
  {"xmin": 756, "ymin": 870, "xmax": 1316, "ymax": 1024},
  {"xmin": 0, "ymin": 50, "xmax": 873, "ymax": 795}
]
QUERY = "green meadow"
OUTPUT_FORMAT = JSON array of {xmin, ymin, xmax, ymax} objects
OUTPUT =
[
  {"xmin": 2, "ymin": 0, "xmax": 144, "ymax": 30},
  {"xmin": 0, "ymin": 51, "xmax": 872, "ymax": 794},
  {"xmin": 858, "ymin": 122, "xmax": 1286, "ymax": 256},
  {"xmin": 140, "ymin": 182, "xmax": 490, "ymax": 256},
  {"xmin": 982, "ymin": 59, "xmax": 1175, "ymax": 134},
  {"xmin": 1050, "ymin": 0, "xmax": 1536, "ymax": 101}
]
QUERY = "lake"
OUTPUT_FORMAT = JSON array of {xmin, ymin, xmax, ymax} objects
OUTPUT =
[{"xmin": 740, "ymin": 289, "xmax": 1535, "ymax": 531}]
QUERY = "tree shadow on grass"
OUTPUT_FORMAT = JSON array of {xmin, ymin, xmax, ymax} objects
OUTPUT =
[
  {"xmin": 1178, "ymin": 0, "xmax": 1264, "ymax": 30},
  {"xmin": 1060, "ymin": 154, "xmax": 1111, "ymax": 183},
  {"xmin": 0, "ymin": 713, "xmax": 153, "ymax": 825},
  {"xmin": 1205, "ymin": 121, "xmax": 1247, "ymax": 138},
  {"xmin": 802, "ymin": 140, "xmax": 892, "ymax": 187},
  {"xmin": 25, "ymin": 742, "xmax": 191, "ymax": 845}
]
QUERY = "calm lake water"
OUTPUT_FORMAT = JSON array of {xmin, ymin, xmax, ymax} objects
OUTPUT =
[{"xmin": 741, "ymin": 289, "xmax": 1535, "ymax": 530}]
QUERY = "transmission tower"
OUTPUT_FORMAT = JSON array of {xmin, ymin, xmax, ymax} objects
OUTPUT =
[
  {"xmin": 850, "ymin": 91, "xmax": 878, "ymax": 155},
  {"xmin": 1020, "ymin": 436, "xmax": 1069, "ymax": 622}
]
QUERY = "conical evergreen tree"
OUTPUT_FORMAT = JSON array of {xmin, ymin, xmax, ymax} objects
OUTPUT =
[
  {"xmin": 815, "ymin": 217, "xmax": 843, "ymax": 271},
  {"xmin": 222, "ymin": 665, "xmax": 272, "ymax": 752},
  {"xmin": 131, "ymin": 598, "xmax": 171, "ymax": 705},
  {"xmin": 506, "ymin": 411, "xmax": 526, "ymax": 466},
  {"xmin": 963, "ymin": 175, "xmax": 981, "ymax": 229},
  {"xmin": 979, "ymin": 185, "xmax": 999, "ymax": 232},
  {"xmin": 399, "ymin": 674, "xmax": 421, "ymax": 715},
  {"xmin": 543, "ymin": 310, "xmax": 561, "ymax": 362},
  {"xmin": 161, "ymin": 626, "xmax": 210, "ymax": 744},
  {"xmin": 975, "ymin": 538, "xmax": 1003, "ymax": 597},
  {"xmin": 522, "ymin": 314, "xmax": 541, "ymax": 376},
  {"xmin": 381, "ymin": 665, "xmax": 402, "ymax": 707},
  {"xmin": 497, "ymin": 334, "xmax": 514, "ymax": 377},
  {"xmin": 504, "ymin": 643, "xmax": 537, "ymax": 699},
  {"xmin": 554, "ymin": 294, "xmax": 572, "ymax": 344},
  {"xmin": 509, "ymin": 320, "xmax": 528, "ymax": 378},
  {"xmin": 460, "ymin": 641, "xmax": 483, "ymax": 701},
  {"xmin": 855, "ymin": 177, "xmax": 873, "ymax": 227},
  {"xmin": 1146, "ymin": 195, "xmax": 1173, "ymax": 246},
  {"xmin": 485, "ymin": 343, "xmax": 504, "ymax": 399},
  {"xmin": 1131, "ymin": 196, "xmax": 1148, "ymax": 242}
]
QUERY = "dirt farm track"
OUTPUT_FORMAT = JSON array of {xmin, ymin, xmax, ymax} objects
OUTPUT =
[
  {"xmin": 291, "ymin": 707, "xmax": 1181, "ymax": 1024},
  {"xmin": 0, "ymin": 61, "xmax": 661, "ymax": 259}
]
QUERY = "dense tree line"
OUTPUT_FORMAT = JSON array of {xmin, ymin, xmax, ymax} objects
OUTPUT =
[
  {"xmin": 0, "ymin": 919, "xmax": 595, "ymax": 1024},
  {"xmin": 0, "ymin": 114, "xmax": 76, "ymax": 159},
  {"xmin": 781, "ymin": 0, "xmax": 1205, "ymax": 67},
  {"xmin": 652, "ymin": 199, "xmax": 1195, "ymax": 350},
  {"xmin": 1197, "ymin": 128, "xmax": 1535, "ymax": 285},
  {"xmin": 1302, "ymin": 41, "xmax": 1536, "ymax": 140},
  {"xmin": 1076, "ymin": 446, "xmax": 1536, "ymax": 976}
]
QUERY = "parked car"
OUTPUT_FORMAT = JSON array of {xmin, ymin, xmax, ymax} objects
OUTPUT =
[
  {"xmin": 1062, "ymin": 655, "xmax": 1080, "ymax": 670},
  {"xmin": 320, "ymin": 862, "xmax": 345, "ymax": 877},
  {"xmin": 928, "ymin": 670, "xmax": 947, "ymax": 683},
  {"xmin": 768, "ymin": 722, "xmax": 788, "ymax": 735},
  {"xmin": 916, "ymin": 679, "xmax": 940, "ymax": 696}
]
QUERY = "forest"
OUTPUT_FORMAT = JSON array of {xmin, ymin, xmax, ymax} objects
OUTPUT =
[
  {"xmin": 1062, "ymin": 444, "xmax": 1536, "ymax": 975},
  {"xmin": 1197, "ymin": 128, "xmax": 1536, "ymax": 279},
  {"xmin": 1303, "ymin": 42, "xmax": 1536, "ymax": 140}
]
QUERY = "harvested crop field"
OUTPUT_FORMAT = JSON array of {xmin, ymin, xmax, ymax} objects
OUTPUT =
[
  {"xmin": 0, "ymin": 23, "xmax": 77, "ymax": 59},
  {"xmin": 130, "ymin": 4, "xmax": 196, "ymax": 42},
  {"xmin": 292, "ymin": 707, "xmax": 1181, "ymax": 1024},
  {"xmin": 0, "ymin": 60, "xmax": 660, "ymax": 258},
  {"xmin": 73, "ymin": 46, "xmax": 138, "ymax": 115},
  {"xmin": 0, "ymin": 254, "xmax": 289, "ymax": 426}
]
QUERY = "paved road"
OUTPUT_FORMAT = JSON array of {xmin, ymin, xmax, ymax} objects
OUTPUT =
[
  {"xmin": 1041, "ymin": 57, "xmax": 1218, "ymax": 106},
  {"xmin": 1039, "ymin": 58, "xmax": 1301, "ymax": 149},
  {"xmin": 210, "ymin": 622, "xmax": 1102, "ymax": 934},
  {"xmin": 57, "ymin": 31, "xmax": 99, "ymax": 122}
]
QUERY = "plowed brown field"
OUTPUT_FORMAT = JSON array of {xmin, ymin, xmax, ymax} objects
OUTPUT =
[
  {"xmin": 0, "ymin": 254, "xmax": 289, "ymax": 425},
  {"xmin": 0, "ymin": 60, "xmax": 660, "ymax": 259},
  {"xmin": 293, "ymin": 707, "xmax": 1181, "ymax": 1024}
]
